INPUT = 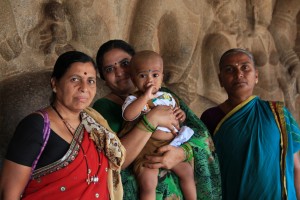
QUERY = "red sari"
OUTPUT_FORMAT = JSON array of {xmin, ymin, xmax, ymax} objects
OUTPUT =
[{"xmin": 22, "ymin": 127, "xmax": 109, "ymax": 200}]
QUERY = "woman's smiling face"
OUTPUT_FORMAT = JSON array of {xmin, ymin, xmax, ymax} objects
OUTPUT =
[{"xmin": 101, "ymin": 48, "xmax": 135, "ymax": 96}]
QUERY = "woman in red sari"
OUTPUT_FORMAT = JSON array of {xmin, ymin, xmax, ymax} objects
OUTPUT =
[{"xmin": 0, "ymin": 51, "xmax": 126, "ymax": 199}]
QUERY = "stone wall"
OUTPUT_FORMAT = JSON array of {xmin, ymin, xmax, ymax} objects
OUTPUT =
[{"xmin": 0, "ymin": 0, "xmax": 300, "ymax": 165}]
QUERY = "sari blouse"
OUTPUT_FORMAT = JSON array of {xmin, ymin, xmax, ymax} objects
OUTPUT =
[
  {"xmin": 6, "ymin": 107, "xmax": 125, "ymax": 200},
  {"xmin": 23, "ymin": 127, "xmax": 110, "ymax": 200}
]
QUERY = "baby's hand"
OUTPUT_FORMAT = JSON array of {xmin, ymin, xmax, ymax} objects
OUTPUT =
[
  {"xmin": 173, "ymin": 107, "xmax": 186, "ymax": 123},
  {"xmin": 144, "ymin": 84, "xmax": 156, "ymax": 100}
]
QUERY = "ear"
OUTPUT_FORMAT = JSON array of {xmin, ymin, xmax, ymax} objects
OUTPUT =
[
  {"xmin": 218, "ymin": 73, "xmax": 223, "ymax": 87},
  {"xmin": 50, "ymin": 78, "xmax": 57, "ymax": 92},
  {"xmin": 255, "ymin": 69, "xmax": 258, "ymax": 84}
]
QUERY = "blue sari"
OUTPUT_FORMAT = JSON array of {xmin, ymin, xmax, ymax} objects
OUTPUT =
[{"xmin": 213, "ymin": 96, "xmax": 300, "ymax": 200}]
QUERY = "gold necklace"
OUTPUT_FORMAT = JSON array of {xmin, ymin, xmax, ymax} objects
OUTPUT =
[{"xmin": 51, "ymin": 104, "xmax": 101, "ymax": 184}]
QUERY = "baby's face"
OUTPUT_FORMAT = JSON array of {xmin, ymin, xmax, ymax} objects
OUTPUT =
[{"xmin": 132, "ymin": 56, "xmax": 164, "ymax": 94}]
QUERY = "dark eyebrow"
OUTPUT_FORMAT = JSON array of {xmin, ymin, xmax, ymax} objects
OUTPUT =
[
  {"xmin": 103, "ymin": 64, "xmax": 113, "ymax": 69},
  {"xmin": 241, "ymin": 61, "xmax": 251, "ymax": 65},
  {"xmin": 103, "ymin": 58, "xmax": 130, "ymax": 69},
  {"xmin": 119, "ymin": 58, "xmax": 129, "ymax": 62}
]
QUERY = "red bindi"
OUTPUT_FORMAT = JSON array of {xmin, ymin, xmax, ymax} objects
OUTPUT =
[{"xmin": 84, "ymin": 72, "xmax": 87, "ymax": 75}]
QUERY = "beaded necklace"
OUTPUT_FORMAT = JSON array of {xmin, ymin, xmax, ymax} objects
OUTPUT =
[{"xmin": 51, "ymin": 104, "xmax": 101, "ymax": 184}]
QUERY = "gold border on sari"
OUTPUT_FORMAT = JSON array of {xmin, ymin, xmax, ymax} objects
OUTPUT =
[
  {"xmin": 32, "ymin": 124, "xmax": 84, "ymax": 179},
  {"xmin": 269, "ymin": 101, "xmax": 288, "ymax": 200},
  {"xmin": 213, "ymin": 95, "xmax": 256, "ymax": 136}
]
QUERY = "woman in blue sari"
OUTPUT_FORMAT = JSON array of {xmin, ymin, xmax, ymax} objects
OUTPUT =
[{"xmin": 201, "ymin": 48, "xmax": 300, "ymax": 200}]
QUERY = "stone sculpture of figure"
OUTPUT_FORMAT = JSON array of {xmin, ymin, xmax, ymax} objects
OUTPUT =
[
  {"xmin": 0, "ymin": 0, "xmax": 23, "ymax": 61},
  {"xmin": 64, "ymin": 0, "xmax": 133, "ymax": 55},
  {"xmin": 269, "ymin": 0, "xmax": 300, "ymax": 120},
  {"xmin": 26, "ymin": 0, "xmax": 74, "ymax": 66},
  {"xmin": 129, "ymin": 0, "xmax": 207, "ymax": 104},
  {"xmin": 242, "ymin": 0, "xmax": 284, "ymax": 100},
  {"xmin": 201, "ymin": 0, "xmax": 243, "ymax": 104}
]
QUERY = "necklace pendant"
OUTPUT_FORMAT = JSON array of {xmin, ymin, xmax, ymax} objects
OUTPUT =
[
  {"xmin": 92, "ymin": 176, "xmax": 99, "ymax": 184},
  {"xmin": 86, "ymin": 178, "xmax": 91, "ymax": 185}
]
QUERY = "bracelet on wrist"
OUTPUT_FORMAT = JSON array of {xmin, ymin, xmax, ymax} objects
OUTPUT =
[
  {"xmin": 136, "ymin": 121, "xmax": 153, "ymax": 133},
  {"xmin": 142, "ymin": 115, "xmax": 156, "ymax": 132}
]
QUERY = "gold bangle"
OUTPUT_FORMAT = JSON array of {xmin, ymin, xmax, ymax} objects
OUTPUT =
[{"xmin": 136, "ymin": 121, "xmax": 152, "ymax": 133}]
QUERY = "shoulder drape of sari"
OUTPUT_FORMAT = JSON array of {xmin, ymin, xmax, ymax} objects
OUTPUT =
[
  {"xmin": 23, "ymin": 126, "xmax": 110, "ymax": 200},
  {"xmin": 83, "ymin": 107, "xmax": 126, "ymax": 200},
  {"xmin": 23, "ymin": 108, "xmax": 125, "ymax": 200},
  {"xmin": 214, "ymin": 96, "xmax": 300, "ymax": 200}
]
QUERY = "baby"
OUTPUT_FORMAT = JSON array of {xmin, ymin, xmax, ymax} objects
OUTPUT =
[{"xmin": 122, "ymin": 50, "xmax": 196, "ymax": 200}]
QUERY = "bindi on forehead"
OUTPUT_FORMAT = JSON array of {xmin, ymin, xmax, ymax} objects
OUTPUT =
[{"xmin": 84, "ymin": 72, "xmax": 87, "ymax": 75}]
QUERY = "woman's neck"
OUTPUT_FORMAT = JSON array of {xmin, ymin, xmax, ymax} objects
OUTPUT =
[
  {"xmin": 51, "ymin": 102, "xmax": 81, "ymax": 121},
  {"xmin": 220, "ymin": 95, "xmax": 252, "ymax": 114}
]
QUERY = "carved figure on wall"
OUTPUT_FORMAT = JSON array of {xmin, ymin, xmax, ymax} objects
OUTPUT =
[
  {"xmin": 26, "ymin": 0, "xmax": 74, "ymax": 66},
  {"xmin": 129, "ymin": 0, "xmax": 206, "ymax": 104},
  {"xmin": 295, "ymin": 12, "xmax": 300, "ymax": 59},
  {"xmin": 201, "ymin": 0, "xmax": 242, "ymax": 104},
  {"xmin": 63, "ymin": 0, "xmax": 110, "ymax": 55},
  {"xmin": 0, "ymin": 0, "xmax": 22, "ymax": 61},
  {"xmin": 243, "ymin": 0, "xmax": 284, "ymax": 100},
  {"xmin": 269, "ymin": 0, "xmax": 300, "ymax": 118}
]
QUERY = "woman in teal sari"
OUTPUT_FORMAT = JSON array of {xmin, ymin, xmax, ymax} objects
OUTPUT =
[
  {"xmin": 201, "ymin": 48, "xmax": 300, "ymax": 199},
  {"xmin": 93, "ymin": 40, "xmax": 221, "ymax": 199}
]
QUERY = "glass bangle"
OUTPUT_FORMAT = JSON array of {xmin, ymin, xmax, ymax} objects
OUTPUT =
[{"xmin": 142, "ymin": 115, "xmax": 156, "ymax": 132}]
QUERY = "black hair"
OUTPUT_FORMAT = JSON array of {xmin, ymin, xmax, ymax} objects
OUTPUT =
[
  {"xmin": 96, "ymin": 40, "xmax": 135, "ymax": 80},
  {"xmin": 51, "ymin": 51, "xmax": 97, "ymax": 81}
]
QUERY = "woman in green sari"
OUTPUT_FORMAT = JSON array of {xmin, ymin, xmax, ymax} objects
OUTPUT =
[
  {"xmin": 93, "ymin": 40, "xmax": 221, "ymax": 199},
  {"xmin": 201, "ymin": 48, "xmax": 300, "ymax": 199}
]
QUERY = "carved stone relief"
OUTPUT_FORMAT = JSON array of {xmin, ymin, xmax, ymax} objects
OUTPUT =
[
  {"xmin": 0, "ymin": 0, "xmax": 22, "ymax": 61},
  {"xmin": 26, "ymin": 0, "xmax": 74, "ymax": 66}
]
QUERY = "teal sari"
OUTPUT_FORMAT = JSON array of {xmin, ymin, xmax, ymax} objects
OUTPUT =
[
  {"xmin": 93, "ymin": 87, "xmax": 221, "ymax": 200},
  {"xmin": 214, "ymin": 96, "xmax": 300, "ymax": 200}
]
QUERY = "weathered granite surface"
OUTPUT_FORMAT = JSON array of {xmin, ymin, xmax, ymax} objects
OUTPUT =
[{"xmin": 0, "ymin": 0, "xmax": 299, "ymax": 165}]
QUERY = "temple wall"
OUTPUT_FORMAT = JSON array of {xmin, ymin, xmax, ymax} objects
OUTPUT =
[{"xmin": 0, "ymin": 0, "xmax": 300, "ymax": 165}]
